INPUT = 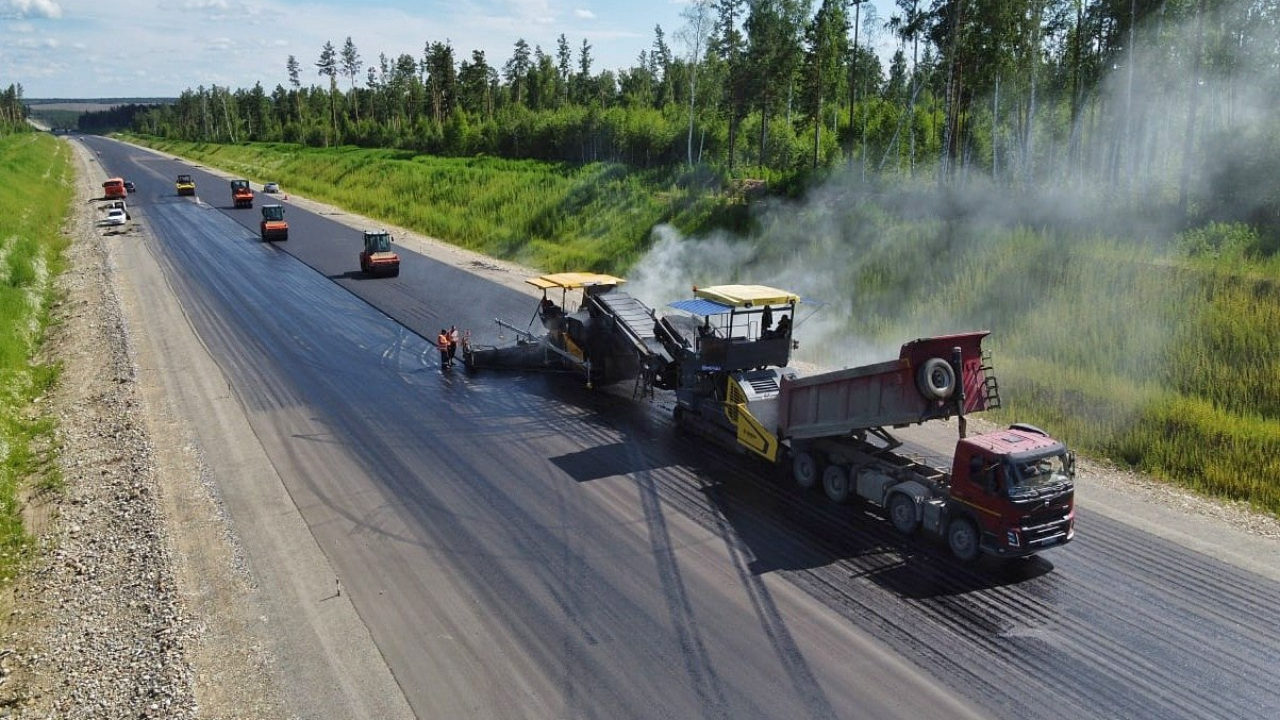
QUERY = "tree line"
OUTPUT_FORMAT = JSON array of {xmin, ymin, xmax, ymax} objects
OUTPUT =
[
  {"xmin": 79, "ymin": 104, "xmax": 153, "ymax": 134},
  {"xmin": 1, "ymin": 83, "xmax": 27, "ymax": 134},
  {"xmin": 126, "ymin": 1, "xmax": 1280, "ymax": 229}
]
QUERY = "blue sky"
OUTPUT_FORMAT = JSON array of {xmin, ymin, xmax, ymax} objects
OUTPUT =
[{"xmin": 3, "ymin": 0, "xmax": 896, "ymax": 99}]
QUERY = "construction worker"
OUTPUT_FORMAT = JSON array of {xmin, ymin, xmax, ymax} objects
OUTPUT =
[
  {"xmin": 448, "ymin": 325, "xmax": 460, "ymax": 364},
  {"xmin": 437, "ymin": 329, "xmax": 451, "ymax": 369},
  {"xmin": 458, "ymin": 329, "xmax": 473, "ymax": 369}
]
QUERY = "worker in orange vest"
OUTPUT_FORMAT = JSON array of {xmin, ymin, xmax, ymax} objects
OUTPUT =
[{"xmin": 437, "ymin": 328, "xmax": 452, "ymax": 369}]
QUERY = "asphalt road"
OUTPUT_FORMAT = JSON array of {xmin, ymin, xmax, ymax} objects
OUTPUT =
[{"xmin": 82, "ymin": 135, "xmax": 1280, "ymax": 720}]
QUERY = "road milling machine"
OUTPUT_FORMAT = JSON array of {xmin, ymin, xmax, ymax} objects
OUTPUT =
[
  {"xmin": 465, "ymin": 277, "xmax": 1075, "ymax": 561},
  {"xmin": 463, "ymin": 272, "xmax": 675, "ymax": 390}
]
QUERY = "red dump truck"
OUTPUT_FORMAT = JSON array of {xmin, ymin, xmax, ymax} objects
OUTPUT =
[
  {"xmin": 102, "ymin": 177, "xmax": 127, "ymax": 200},
  {"xmin": 657, "ymin": 284, "xmax": 1076, "ymax": 562}
]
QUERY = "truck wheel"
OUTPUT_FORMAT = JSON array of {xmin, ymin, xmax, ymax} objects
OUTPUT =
[
  {"xmin": 888, "ymin": 493, "xmax": 919, "ymax": 535},
  {"xmin": 792, "ymin": 451, "xmax": 821, "ymax": 491},
  {"xmin": 947, "ymin": 518, "xmax": 981, "ymax": 563},
  {"xmin": 822, "ymin": 465, "xmax": 852, "ymax": 504},
  {"xmin": 917, "ymin": 358, "xmax": 956, "ymax": 400}
]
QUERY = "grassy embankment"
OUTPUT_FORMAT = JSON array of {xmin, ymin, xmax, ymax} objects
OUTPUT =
[
  {"xmin": 123, "ymin": 138, "xmax": 1280, "ymax": 516},
  {"xmin": 0, "ymin": 132, "xmax": 73, "ymax": 581},
  {"xmin": 126, "ymin": 137, "xmax": 735, "ymax": 275}
]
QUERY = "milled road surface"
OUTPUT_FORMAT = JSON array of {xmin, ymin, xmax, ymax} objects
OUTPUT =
[{"xmin": 68, "ymin": 134, "xmax": 1280, "ymax": 720}]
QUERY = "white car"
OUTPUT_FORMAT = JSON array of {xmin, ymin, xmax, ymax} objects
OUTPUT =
[
  {"xmin": 263, "ymin": 182, "xmax": 280, "ymax": 194},
  {"xmin": 105, "ymin": 208, "xmax": 128, "ymax": 226}
]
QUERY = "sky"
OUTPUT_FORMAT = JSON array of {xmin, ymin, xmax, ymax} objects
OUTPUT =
[{"xmin": 3, "ymin": 0, "xmax": 896, "ymax": 100}]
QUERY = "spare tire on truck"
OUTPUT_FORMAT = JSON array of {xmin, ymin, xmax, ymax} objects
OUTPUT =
[{"xmin": 916, "ymin": 357, "xmax": 956, "ymax": 400}]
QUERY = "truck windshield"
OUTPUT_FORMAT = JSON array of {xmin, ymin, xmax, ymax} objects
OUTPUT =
[
  {"xmin": 1005, "ymin": 452, "xmax": 1071, "ymax": 499},
  {"xmin": 368, "ymin": 234, "xmax": 391, "ymax": 252}
]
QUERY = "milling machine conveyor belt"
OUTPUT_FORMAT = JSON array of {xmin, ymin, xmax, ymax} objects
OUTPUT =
[{"xmin": 590, "ymin": 290, "xmax": 669, "ymax": 361}]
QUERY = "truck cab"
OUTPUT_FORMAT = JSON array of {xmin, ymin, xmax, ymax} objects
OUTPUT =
[
  {"xmin": 948, "ymin": 425, "xmax": 1076, "ymax": 558},
  {"xmin": 102, "ymin": 177, "xmax": 126, "ymax": 200}
]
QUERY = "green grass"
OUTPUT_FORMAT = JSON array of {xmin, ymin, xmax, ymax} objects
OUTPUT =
[
  {"xmin": 122, "ymin": 136, "xmax": 1280, "ymax": 517},
  {"xmin": 125, "ymin": 137, "xmax": 729, "ymax": 275},
  {"xmin": 0, "ymin": 131, "xmax": 74, "ymax": 581}
]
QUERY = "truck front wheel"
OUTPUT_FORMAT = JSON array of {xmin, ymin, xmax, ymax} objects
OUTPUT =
[
  {"xmin": 947, "ymin": 518, "xmax": 981, "ymax": 563},
  {"xmin": 792, "ymin": 451, "xmax": 821, "ymax": 491},
  {"xmin": 822, "ymin": 465, "xmax": 852, "ymax": 504},
  {"xmin": 888, "ymin": 494, "xmax": 919, "ymax": 535}
]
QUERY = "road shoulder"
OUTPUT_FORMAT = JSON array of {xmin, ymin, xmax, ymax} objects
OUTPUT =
[{"xmin": 0, "ymin": 137, "xmax": 415, "ymax": 719}]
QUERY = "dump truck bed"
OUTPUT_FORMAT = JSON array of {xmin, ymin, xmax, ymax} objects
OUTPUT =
[{"xmin": 776, "ymin": 332, "xmax": 994, "ymax": 440}]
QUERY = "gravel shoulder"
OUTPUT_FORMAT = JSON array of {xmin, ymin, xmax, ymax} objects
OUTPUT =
[
  {"xmin": 0, "ymin": 140, "xmax": 302, "ymax": 718},
  {"xmin": 1, "ymin": 135, "xmax": 1277, "ymax": 717},
  {"xmin": 0, "ymin": 142, "xmax": 207, "ymax": 717}
]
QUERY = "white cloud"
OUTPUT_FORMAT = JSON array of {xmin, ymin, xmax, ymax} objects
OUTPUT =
[
  {"xmin": 5, "ymin": 0, "xmax": 63, "ymax": 18},
  {"xmin": 15, "ymin": 35, "xmax": 59, "ymax": 48},
  {"xmin": 574, "ymin": 9, "xmax": 595, "ymax": 20},
  {"xmin": 177, "ymin": 0, "xmax": 262, "ymax": 22},
  {"xmin": 206, "ymin": 36, "xmax": 236, "ymax": 51}
]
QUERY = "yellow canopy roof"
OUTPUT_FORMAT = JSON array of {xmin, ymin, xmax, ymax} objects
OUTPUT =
[
  {"xmin": 694, "ymin": 284, "xmax": 799, "ymax": 308},
  {"xmin": 526, "ymin": 272, "xmax": 626, "ymax": 290}
]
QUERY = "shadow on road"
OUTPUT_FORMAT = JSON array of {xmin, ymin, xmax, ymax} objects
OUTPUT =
[
  {"xmin": 327, "ymin": 270, "xmax": 379, "ymax": 281},
  {"xmin": 526, "ymin": 375, "xmax": 1054, "ymax": 597}
]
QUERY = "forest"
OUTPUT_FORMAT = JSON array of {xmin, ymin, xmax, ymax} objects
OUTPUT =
[
  {"xmin": 0, "ymin": 84, "xmax": 26, "ymax": 134},
  {"xmin": 122, "ymin": 0, "xmax": 1280, "ymax": 237}
]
